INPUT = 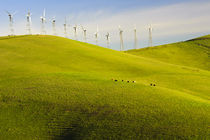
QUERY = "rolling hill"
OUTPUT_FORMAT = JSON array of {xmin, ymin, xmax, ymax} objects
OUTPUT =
[
  {"xmin": 0, "ymin": 35, "xmax": 209, "ymax": 139},
  {"xmin": 126, "ymin": 35, "xmax": 210, "ymax": 71}
]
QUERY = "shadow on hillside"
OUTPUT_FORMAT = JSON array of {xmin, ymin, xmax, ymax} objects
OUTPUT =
[
  {"xmin": 52, "ymin": 120, "xmax": 83, "ymax": 140},
  {"xmin": 55, "ymin": 128, "xmax": 79, "ymax": 140},
  {"xmin": 186, "ymin": 37, "xmax": 210, "ymax": 42}
]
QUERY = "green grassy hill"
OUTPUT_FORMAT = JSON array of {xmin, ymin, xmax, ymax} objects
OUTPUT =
[
  {"xmin": 127, "ymin": 35, "xmax": 210, "ymax": 71},
  {"xmin": 0, "ymin": 35, "xmax": 209, "ymax": 139}
]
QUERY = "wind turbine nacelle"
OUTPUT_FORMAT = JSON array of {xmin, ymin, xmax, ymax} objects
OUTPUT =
[
  {"xmin": 27, "ymin": 16, "xmax": 31, "ymax": 21},
  {"xmin": 40, "ymin": 17, "xmax": 46, "ymax": 22}
]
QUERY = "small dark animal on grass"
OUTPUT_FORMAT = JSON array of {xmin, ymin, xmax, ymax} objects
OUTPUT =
[
  {"xmin": 111, "ymin": 79, "xmax": 136, "ymax": 84},
  {"xmin": 150, "ymin": 83, "xmax": 156, "ymax": 86}
]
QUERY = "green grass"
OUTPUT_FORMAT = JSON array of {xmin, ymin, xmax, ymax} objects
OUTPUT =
[
  {"xmin": 126, "ymin": 35, "xmax": 210, "ymax": 71},
  {"xmin": 0, "ymin": 35, "xmax": 209, "ymax": 139}
]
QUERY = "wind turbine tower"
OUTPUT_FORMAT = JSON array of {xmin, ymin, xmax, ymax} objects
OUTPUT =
[
  {"xmin": 119, "ymin": 26, "xmax": 124, "ymax": 51},
  {"xmin": 6, "ymin": 11, "xmax": 17, "ymax": 35},
  {"xmin": 40, "ymin": 9, "xmax": 46, "ymax": 35},
  {"xmin": 64, "ymin": 17, "xmax": 68, "ymax": 38},
  {"xmin": 73, "ymin": 25, "xmax": 78, "ymax": 40},
  {"xmin": 148, "ymin": 25, "xmax": 153, "ymax": 47},
  {"xmin": 26, "ymin": 10, "xmax": 32, "ymax": 35},
  {"xmin": 106, "ymin": 32, "xmax": 110, "ymax": 48},
  {"xmin": 51, "ymin": 17, "xmax": 56, "ymax": 35},
  {"xmin": 94, "ymin": 25, "xmax": 99, "ymax": 45},
  {"xmin": 81, "ymin": 26, "xmax": 87, "ymax": 42},
  {"xmin": 134, "ymin": 25, "xmax": 138, "ymax": 49}
]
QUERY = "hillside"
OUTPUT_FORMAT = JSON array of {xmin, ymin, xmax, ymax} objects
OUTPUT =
[
  {"xmin": 126, "ymin": 35, "xmax": 210, "ymax": 71},
  {"xmin": 0, "ymin": 35, "xmax": 209, "ymax": 139}
]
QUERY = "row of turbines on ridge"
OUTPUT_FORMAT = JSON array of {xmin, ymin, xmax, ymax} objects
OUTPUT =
[{"xmin": 5, "ymin": 9, "xmax": 153, "ymax": 51}]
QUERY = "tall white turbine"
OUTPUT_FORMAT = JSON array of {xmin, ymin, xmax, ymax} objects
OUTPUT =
[
  {"xmin": 73, "ymin": 25, "xmax": 78, "ymax": 40},
  {"xmin": 119, "ymin": 26, "xmax": 124, "ymax": 51},
  {"xmin": 148, "ymin": 25, "xmax": 153, "ymax": 47},
  {"xmin": 6, "ymin": 11, "xmax": 17, "ymax": 35},
  {"xmin": 94, "ymin": 25, "xmax": 99, "ymax": 45},
  {"xmin": 40, "ymin": 9, "xmax": 46, "ymax": 35},
  {"xmin": 26, "ymin": 10, "xmax": 32, "ymax": 35},
  {"xmin": 68, "ymin": 24, "xmax": 71, "ymax": 37},
  {"xmin": 64, "ymin": 17, "xmax": 68, "ymax": 38},
  {"xmin": 81, "ymin": 26, "xmax": 87, "ymax": 42},
  {"xmin": 105, "ymin": 32, "xmax": 110, "ymax": 48},
  {"xmin": 134, "ymin": 25, "xmax": 138, "ymax": 49},
  {"xmin": 50, "ymin": 16, "xmax": 56, "ymax": 35}
]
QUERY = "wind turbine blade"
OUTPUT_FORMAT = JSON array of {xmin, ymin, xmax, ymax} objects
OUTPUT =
[
  {"xmin": 97, "ymin": 25, "xmax": 99, "ymax": 32},
  {"xmin": 13, "ymin": 11, "xmax": 18, "ymax": 16},
  {"xmin": 43, "ymin": 9, "xmax": 46, "ymax": 17},
  {"xmin": 65, "ymin": 17, "xmax": 67, "ymax": 23},
  {"xmin": 5, "ymin": 10, "xmax": 10, "ymax": 15}
]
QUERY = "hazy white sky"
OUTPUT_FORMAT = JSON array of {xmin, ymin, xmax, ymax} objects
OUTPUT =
[{"xmin": 0, "ymin": 0, "xmax": 210, "ymax": 50}]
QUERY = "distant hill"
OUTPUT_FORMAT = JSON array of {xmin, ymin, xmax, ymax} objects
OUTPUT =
[
  {"xmin": 126, "ymin": 35, "xmax": 210, "ymax": 70},
  {"xmin": 0, "ymin": 35, "xmax": 209, "ymax": 139}
]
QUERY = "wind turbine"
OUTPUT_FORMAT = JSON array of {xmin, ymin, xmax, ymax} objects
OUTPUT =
[
  {"xmin": 81, "ymin": 26, "xmax": 87, "ymax": 42},
  {"xmin": 64, "ymin": 17, "xmax": 68, "ymax": 38},
  {"xmin": 40, "ymin": 9, "xmax": 46, "ymax": 35},
  {"xmin": 26, "ymin": 10, "xmax": 32, "ymax": 35},
  {"xmin": 119, "ymin": 26, "xmax": 124, "ymax": 51},
  {"xmin": 6, "ymin": 10, "xmax": 17, "ymax": 35},
  {"xmin": 50, "ymin": 16, "xmax": 56, "ymax": 35},
  {"xmin": 148, "ymin": 24, "xmax": 153, "ymax": 47},
  {"xmin": 94, "ymin": 25, "xmax": 99, "ymax": 45},
  {"xmin": 134, "ymin": 25, "xmax": 138, "ymax": 49},
  {"xmin": 73, "ymin": 25, "xmax": 78, "ymax": 40},
  {"xmin": 105, "ymin": 32, "xmax": 110, "ymax": 48}
]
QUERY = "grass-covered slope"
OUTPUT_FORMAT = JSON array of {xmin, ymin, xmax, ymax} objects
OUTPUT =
[
  {"xmin": 127, "ymin": 35, "xmax": 210, "ymax": 70},
  {"xmin": 0, "ymin": 35, "xmax": 209, "ymax": 139}
]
